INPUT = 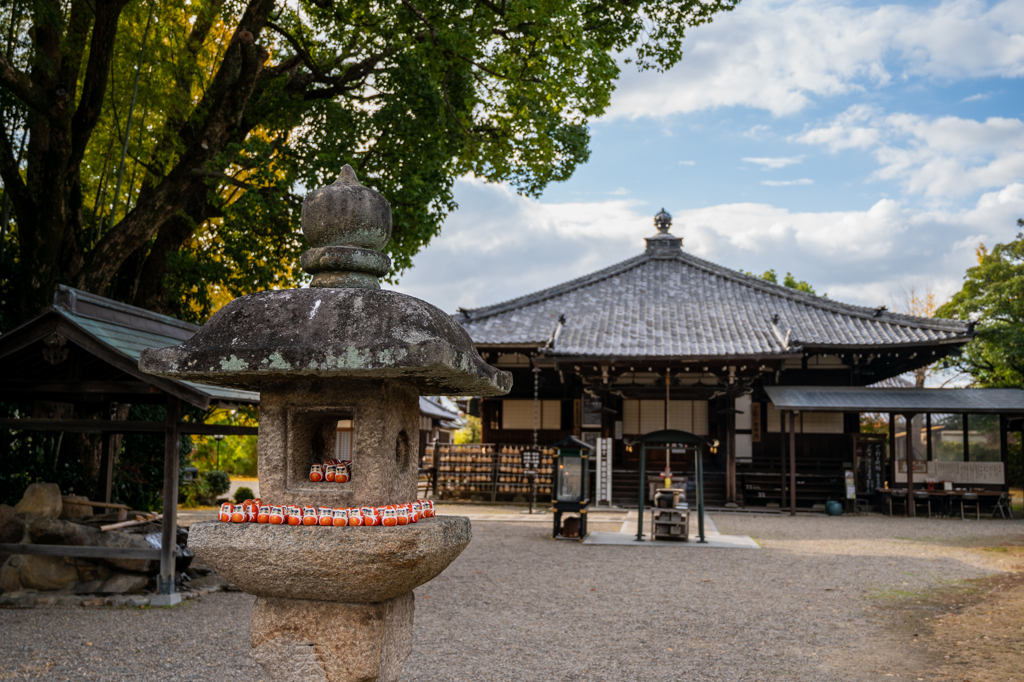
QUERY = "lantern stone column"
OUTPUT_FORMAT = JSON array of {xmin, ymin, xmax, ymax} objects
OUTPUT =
[{"xmin": 140, "ymin": 166, "xmax": 511, "ymax": 682}]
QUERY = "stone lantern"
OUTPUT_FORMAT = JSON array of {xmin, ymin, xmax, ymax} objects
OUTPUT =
[{"xmin": 140, "ymin": 165, "xmax": 511, "ymax": 682}]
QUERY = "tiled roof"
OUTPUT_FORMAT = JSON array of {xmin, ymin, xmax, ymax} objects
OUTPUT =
[
  {"xmin": 51, "ymin": 286, "xmax": 259, "ymax": 405},
  {"xmin": 454, "ymin": 236, "xmax": 972, "ymax": 358}
]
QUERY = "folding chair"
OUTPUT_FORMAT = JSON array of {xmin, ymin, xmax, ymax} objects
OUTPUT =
[
  {"xmin": 888, "ymin": 490, "xmax": 907, "ymax": 516},
  {"xmin": 912, "ymin": 491, "xmax": 931, "ymax": 518},
  {"xmin": 992, "ymin": 492, "xmax": 1013, "ymax": 520},
  {"xmin": 961, "ymin": 493, "xmax": 980, "ymax": 520}
]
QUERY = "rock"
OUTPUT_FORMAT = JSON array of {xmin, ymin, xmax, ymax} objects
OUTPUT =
[
  {"xmin": 14, "ymin": 483, "xmax": 62, "ymax": 519},
  {"xmin": 0, "ymin": 561, "xmax": 21, "ymax": 592},
  {"xmin": 27, "ymin": 517, "xmax": 155, "ymax": 573},
  {"xmin": 251, "ymin": 592, "xmax": 413, "ymax": 682},
  {"xmin": 0, "ymin": 590, "xmax": 38, "ymax": 607},
  {"xmin": 59, "ymin": 495, "xmax": 94, "ymax": 520},
  {"xmin": 80, "ymin": 597, "xmax": 104, "ymax": 607},
  {"xmin": 187, "ymin": 574, "xmax": 231, "ymax": 592},
  {"xmin": 0, "ymin": 504, "xmax": 26, "ymax": 544},
  {"xmin": 18, "ymin": 555, "xmax": 79, "ymax": 591},
  {"xmin": 104, "ymin": 595, "xmax": 130, "ymax": 607},
  {"xmin": 100, "ymin": 572, "xmax": 149, "ymax": 594},
  {"xmin": 55, "ymin": 594, "xmax": 83, "ymax": 606},
  {"xmin": 125, "ymin": 595, "xmax": 150, "ymax": 607},
  {"xmin": 72, "ymin": 580, "xmax": 104, "ymax": 594},
  {"xmin": 36, "ymin": 594, "xmax": 57, "ymax": 605},
  {"xmin": 188, "ymin": 515, "xmax": 471, "ymax": 603}
]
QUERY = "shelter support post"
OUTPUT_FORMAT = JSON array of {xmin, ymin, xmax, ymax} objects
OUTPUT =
[
  {"xmin": 963, "ymin": 413, "xmax": 970, "ymax": 462},
  {"xmin": 905, "ymin": 412, "xmax": 915, "ymax": 518},
  {"xmin": 697, "ymin": 445, "xmax": 706, "ymax": 543},
  {"xmin": 781, "ymin": 409, "xmax": 788, "ymax": 510},
  {"xmin": 789, "ymin": 411, "xmax": 797, "ymax": 516},
  {"xmin": 888, "ymin": 413, "xmax": 895, "ymax": 487},
  {"xmin": 636, "ymin": 444, "xmax": 646, "ymax": 541},
  {"xmin": 727, "ymin": 407, "xmax": 737, "ymax": 504},
  {"xmin": 156, "ymin": 395, "xmax": 180, "ymax": 603},
  {"xmin": 99, "ymin": 430, "xmax": 115, "ymax": 505},
  {"xmin": 1000, "ymin": 414, "xmax": 1009, "ymax": 491}
]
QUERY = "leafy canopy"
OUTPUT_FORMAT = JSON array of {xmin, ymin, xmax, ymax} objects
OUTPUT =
[
  {"xmin": 0, "ymin": 0, "xmax": 740, "ymax": 326},
  {"xmin": 746, "ymin": 269, "xmax": 819, "ymax": 296},
  {"xmin": 937, "ymin": 221, "xmax": 1024, "ymax": 388}
]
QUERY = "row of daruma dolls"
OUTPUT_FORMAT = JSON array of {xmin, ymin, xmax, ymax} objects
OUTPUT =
[
  {"xmin": 309, "ymin": 459, "xmax": 351, "ymax": 483},
  {"xmin": 218, "ymin": 499, "xmax": 435, "ymax": 526}
]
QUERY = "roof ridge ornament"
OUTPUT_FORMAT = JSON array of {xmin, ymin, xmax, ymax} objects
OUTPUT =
[{"xmin": 645, "ymin": 207, "xmax": 682, "ymax": 257}]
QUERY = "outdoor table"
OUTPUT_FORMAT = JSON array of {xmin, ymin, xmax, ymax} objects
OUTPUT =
[{"xmin": 877, "ymin": 488, "xmax": 1005, "ymax": 517}]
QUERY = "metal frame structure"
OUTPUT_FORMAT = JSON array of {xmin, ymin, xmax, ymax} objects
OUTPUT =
[{"xmin": 632, "ymin": 429, "xmax": 710, "ymax": 543}]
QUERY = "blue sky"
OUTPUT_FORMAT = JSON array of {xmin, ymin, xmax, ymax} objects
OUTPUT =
[{"xmin": 394, "ymin": 0, "xmax": 1024, "ymax": 315}]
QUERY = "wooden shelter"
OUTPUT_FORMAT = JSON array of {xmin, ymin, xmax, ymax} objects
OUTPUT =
[
  {"xmin": 451, "ymin": 210, "xmax": 1022, "ymax": 512},
  {"xmin": 0, "ymin": 286, "xmax": 258, "ymax": 602}
]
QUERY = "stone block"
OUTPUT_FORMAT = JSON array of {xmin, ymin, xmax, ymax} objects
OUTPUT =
[
  {"xmin": 0, "ymin": 504, "xmax": 26, "ymax": 544},
  {"xmin": 186, "ymin": 574, "xmax": 231, "ymax": 592},
  {"xmin": 125, "ymin": 595, "xmax": 150, "ymax": 607},
  {"xmin": 80, "ymin": 597, "xmax": 104, "ymax": 607},
  {"xmin": 100, "ymin": 572, "xmax": 149, "ymax": 594},
  {"xmin": 36, "ymin": 595, "xmax": 57, "ymax": 606},
  {"xmin": 251, "ymin": 592, "xmax": 413, "ymax": 682},
  {"xmin": 14, "ymin": 483, "xmax": 62, "ymax": 519},
  {"xmin": 27, "ymin": 517, "xmax": 155, "ymax": 573},
  {"xmin": 0, "ymin": 561, "xmax": 21, "ymax": 593},
  {"xmin": 59, "ymin": 495, "xmax": 94, "ymax": 520},
  {"xmin": 18, "ymin": 555, "xmax": 78, "ymax": 591},
  {"xmin": 188, "ymin": 515, "xmax": 471, "ymax": 603},
  {"xmin": 56, "ymin": 595, "xmax": 83, "ymax": 606}
]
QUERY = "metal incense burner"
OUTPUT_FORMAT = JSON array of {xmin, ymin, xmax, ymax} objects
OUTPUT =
[{"xmin": 140, "ymin": 166, "xmax": 511, "ymax": 682}]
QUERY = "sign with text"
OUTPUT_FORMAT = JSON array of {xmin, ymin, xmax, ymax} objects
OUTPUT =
[
  {"xmin": 520, "ymin": 450, "xmax": 540, "ymax": 474},
  {"xmin": 596, "ymin": 438, "xmax": 613, "ymax": 505}
]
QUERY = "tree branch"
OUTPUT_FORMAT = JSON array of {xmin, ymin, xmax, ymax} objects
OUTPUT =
[
  {"xmin": 0, "ymin": 120, "xmax": 30, "ymax": 220},
  {"xmin": 0, "ymin": 54, "xmax": 46, "ymax": 113}
]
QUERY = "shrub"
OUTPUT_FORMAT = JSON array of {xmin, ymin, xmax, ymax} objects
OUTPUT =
[
  {"xmin": 203, "ymin": 470, "xmax": 231, "ymax": 497},
  {"xmin": 180, "ymin": 478, "xmax": 211, "ymax": 508},
  {"xmin": 233, "ymin": 486, "xmax": 255, "ymax": 503}
]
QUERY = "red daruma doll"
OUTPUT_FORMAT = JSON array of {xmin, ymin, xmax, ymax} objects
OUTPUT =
[
  {"xmin": 347, "ymin": 507, "xmax": 363, "ymax": 526},
  {"xmin": 318, "ymin": 507, "xmax": 333, "ymax": 526},
  {"xmin": 324, "ymin": 462, "xmax": 337, "ymax": 482},
  {"xmin": 269, "ymin": 505, "xmax": 285, "ymax": 524},
  {"xmin": 410, "ymin": 501, "xmax": 421, "ymax": 523},
  {"xmin": 381, "ymin": 505, "xmax": 398, "ymax": 527},
  {"xmin": 218, "ymin": 502, "xmax": 233, "ymax": 522},
  {"xmin": 335, "ymin": 461, "xmax": 350, "ymax": 483},
  {"xmin": 309, "ymin": 463, "xmax": 324, "ymax": 482},
  {"xmin": 361, "ymin": 506, "xmax": 379, "ymax": 526},
  {"xmin": 257, "ymin": 505, "xmax": 270, "ymax": 524},
  {"xmin": 230, "ymin": 504, "xmax": 246, "ymax": 523},
  {"xmin": 302, "ymin": 505, "xmax": 319, "ymax": 526},
  {"xmin": 287, "ymin": 505, "xmax": 303, "ymax": 526},
  {"xmin": 332, "ymin": 507, "xmax": 348, "ymax": 527},
  {"xmin": 396, "ymin": 505, "xmax": 409, "ymax": 526}
]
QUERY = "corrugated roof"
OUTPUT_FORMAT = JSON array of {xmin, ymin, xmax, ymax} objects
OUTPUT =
[
  {"xmin": 51, "ymin": 286, "xmax": 259, "ymax": 406},
  {"xmin": 455, "ymin": 234, "xmax": 972, "ymax": 358},
  {"xmin": 764, "ymin": 386, "xmax": 1024, "ymax": 413}
]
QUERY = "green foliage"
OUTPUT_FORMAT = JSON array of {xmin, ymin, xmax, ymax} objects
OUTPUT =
[
  {"xmin": 188, "ymin": 407, "xmax": 259, "ymax": 476},
  {"xmin": 745, "ymin": 269, "xmax": 819, "ymax": 295},
  {"xmin": 180, "ymin": 477, "xmax": 212, "ymax": 508},
  {"xmin": 454, "ymin": 415, "xmax": 482, "ymax": 444},
  {"xmin": 233, "ymin": 486, "xmax": 255, "ymax": 504},
  {"xmin": 203, "ymin": 470, "xmax": 231, "ymax": 497},
  {"xmin": 0, "ymin": 0, "xmax": 742, "ymax": 325},
  {"xmin": 937, "ymin": 223, "xmax": 1024, "ymax": 388},
  {"xmin": 113, "ymin": 404, "xmax": 196, "ymax": 512},
  {"xmin": 0, "ymin": 403, "xmax": 89, "ymax": 505}
]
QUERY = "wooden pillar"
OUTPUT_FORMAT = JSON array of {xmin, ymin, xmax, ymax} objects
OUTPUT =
[
  {"xmin": 726, "ymin": 406, "xmax": 737, "ymax": 504},
  {"xmin": 888, "ymin": 413, "xmax": 895, "ymax": 486},
  {"xmin": 905, "ymin": 413, "xmax": 915, "ymax": 518},
  {"xmin": 963, "ymin": 413, "xmax": 970, "ymax": 462},
  {"xmin": 99, "ymin": 431, "xmax": 115, "ymax": 504},
  {"xmin": 158, "ymin": 396, "xmax": 181, "ymax": 597},
  {"xmin": 925, "ymin": 413, "xmax": 932, "ymax": 462},
  {"xmin": 789, "ymin": 411, "xmax": 797, "ymax": 516},
  {"xmin": 780, "ymin": 409, "xmax": 788, "ymax": 510},
  {"xmin": 999, "ymin": 414, "xmax": 1009, "ymax": 492}
]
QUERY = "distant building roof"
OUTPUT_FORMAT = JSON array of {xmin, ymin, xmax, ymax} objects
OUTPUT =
[
  {"xmin": 455, "ymin": 217, "xmax": 972, "ymax": 359},
  {"xmin": 764, "ymin": 386, "xmax": 1024, "ymax": 413}
]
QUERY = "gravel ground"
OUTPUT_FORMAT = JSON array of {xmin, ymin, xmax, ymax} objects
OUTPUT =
[{"xmin": 0, "ymin": 513, "xmax": 1020, "ymax": 681}]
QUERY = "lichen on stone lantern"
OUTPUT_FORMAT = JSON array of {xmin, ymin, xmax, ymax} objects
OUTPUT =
[{"xmin": 139, "ymin": 165, "xmax": 511, "ymax": 682}]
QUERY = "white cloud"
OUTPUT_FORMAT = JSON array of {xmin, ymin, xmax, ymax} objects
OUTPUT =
[
  {"xmin": 761, "ymin": 178, "xmax": 814, "ymax": 186},
  {"xmin": 679, "ymin": 160, "xmax": 696, "ymax": 166},
  {"xmin": 393, "ymin": 177, "xmax": 1024, "ymax": 313},
  {"xmin": 794, "ymin": 108, "xmax": 1024, "ymax": 198},
  {"xmin": 961, "ymin": 93, "xmax": 990, "ymax": 102},
  {"xmin": 743, "ymin": 155, "xmax": 805, "ymax": 169},
  {"xmin": 609, "ymin": 187, "xmax": 630, "ymax": 195},
  {"xmin": 605, "ymin": 0, "xmax": 1024, "ymax": 118},
  {"xmin": 743, "ymin": 125, "xmax": 772, "ymax": 139}
]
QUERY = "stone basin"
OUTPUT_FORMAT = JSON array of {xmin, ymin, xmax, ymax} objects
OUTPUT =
[{"xmin": 188, "ymin": 516, "xmax": 470, "ymax": 603}]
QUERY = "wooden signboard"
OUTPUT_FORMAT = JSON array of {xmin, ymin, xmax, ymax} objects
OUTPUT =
[{"xmin": 750, "ymin": 403, "xmax": 762, "ymax": 443}]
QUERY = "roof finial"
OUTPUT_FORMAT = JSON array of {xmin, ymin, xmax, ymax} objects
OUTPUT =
[{"xmin": 654, "ymin": 208, "xmax": 672, "ymax": 233}]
